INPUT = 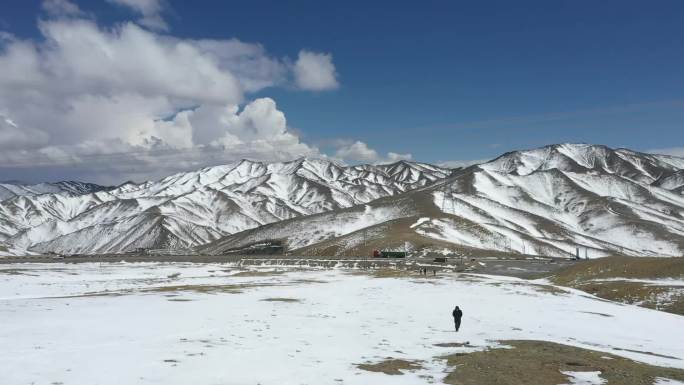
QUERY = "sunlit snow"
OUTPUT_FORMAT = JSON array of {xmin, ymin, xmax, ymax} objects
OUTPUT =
[{"xmin": 1, "ymin": 263, "xmax": 683, "ymax": 384}]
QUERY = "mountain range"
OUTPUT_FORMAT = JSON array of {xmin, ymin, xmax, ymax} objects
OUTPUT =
[
  {"xmin": 0, "ymin": 159, "xmax": 449, "ymax": 255},
  {"xmin": 2, "ymin": 143, "xmax": 684, "ymax": 258},
  {"xmin": 0, "ymin": 181, "xmax": 111, "ymax": 201}
]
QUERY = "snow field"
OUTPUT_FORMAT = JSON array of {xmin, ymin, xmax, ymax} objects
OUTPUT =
[{"xmin": 2, "ymin": 263, "xmax": 684, "ymax": 384}]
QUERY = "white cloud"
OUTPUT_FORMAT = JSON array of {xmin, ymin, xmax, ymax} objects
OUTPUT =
[
  {"xmin": 294, "ymin": 50, "xmax": 339, "ymax": 91},
  {"xmin": 334, "ymin": 140, "xmax": 412, "ymax": 164},
  {"xmin": 195, "ymin": 39, "xmax": 288, "ymax": 93},
  {"xmin": 386, "ymin": 152, "xmax": 413, "ymax": 162},
  {"xmin": 648, "ymin": 147, "xmax": 684, "ymax": 158},
  {"xmin": 42, "ymin": 0, "xmax": 86, "ymax": 17},
  {"xmin": 206, "ymin": 98, "xmax": 319, "ymax": 160},
  {"xmin": 335, "ymin": 141, "xmax": 378, "ymax": 163},
  {"xmin": 0, "ymin": 1, "xmax": 350, "ymax": 184},
  {"xmin": 0, "ymin": 98, "xmax": 319, "ymax": 183},
  {"xmin": 107, "ymin": 0, "xmax": 168, "ymax": 31}
]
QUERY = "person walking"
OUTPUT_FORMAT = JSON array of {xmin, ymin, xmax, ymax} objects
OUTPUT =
[{"xmin": 452, "ymin": 306, "xmax": 463, "ymax": 332}]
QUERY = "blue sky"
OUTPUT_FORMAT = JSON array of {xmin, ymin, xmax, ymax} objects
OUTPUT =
[
  {"xmin": 1, "ymin": 0, "xmax": 683, "ymax": 183},
  {"xmin": 198, "ymin": 0, "xmax": 684, "ymax": 161}
]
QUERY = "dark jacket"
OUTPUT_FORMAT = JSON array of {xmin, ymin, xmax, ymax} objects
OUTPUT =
[{"xmin": 452, "ymin": 308, "xmax": 463, "ymax": 320}]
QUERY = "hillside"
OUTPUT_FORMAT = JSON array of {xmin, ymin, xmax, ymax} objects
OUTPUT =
[
  {"xmin": 2, "ymin": 143, "xmax": 684, "ymax": 258},
  {"xmin": 0, "ymin": 158, "xmax": 450, "ymax": 254},
  {"xmin": 0, "ymin": 181, "xmax": 111, "ymax": 202},
  {"xmin": 202, "ymin": 144, "xmax": 684, "ymax": 259},
  {"xmin": 549, "ymin": 256, "xmax": 684, "ymax": 315}
]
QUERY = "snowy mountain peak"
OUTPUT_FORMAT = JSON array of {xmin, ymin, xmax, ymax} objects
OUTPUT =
[
  {"xmin": 0, "ymin": 180, "xmax": 112, "ymax": 202},
  {"xmin": 203, "ymin": 144, "xmax": 684, "ymax": 259},
  {"xmin": 480, "ymin": 143, "xmax": 684, "ymax": 184},
  {"xmin": 2, "ymin": 145, "xmax": 683, "ymax": 258},
  {"xmin": 0, "ymin": 158, "xmax": 451, "ymax": 255}
]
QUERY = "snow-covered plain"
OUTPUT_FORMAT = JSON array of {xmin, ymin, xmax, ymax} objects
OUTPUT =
[{"xmin": 2, "ymin": 263, "xmax": 684, "ymax": 385}]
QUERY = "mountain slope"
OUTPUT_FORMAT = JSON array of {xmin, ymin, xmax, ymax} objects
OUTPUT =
[
  {"xmin": 0, "ymin": 181, "xmax": 111, "ymax": 202},
  {"xmin": 3, "ymin": 144, "xmax": 684, "ymax": 258},
  {"xmin": 202, "ymin": 144, "xmax": 684, "ymax": 258},
  {"xmin": 0, "ymin": 158, "xmax": 451, "ymax": 254}
]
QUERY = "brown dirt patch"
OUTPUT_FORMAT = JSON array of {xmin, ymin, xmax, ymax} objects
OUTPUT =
[
  {"xmin": 230, "ymin": 270, "xmax": 286, "ymax": 277},
  {"xmin": 580, "ymin": 311, "xmax": 614, "ymax": 317},
  {"xmin": 573, "ymin": 281, "xmax": 684, "ymax": 315},
  {"xmin": 292, "ymin": 278, "xmax": 328, "ymax": 284},
  {"xmin": 47, "ymin": 292, "xmax": 126, "ymax": 299},
  {"xmin": 0, "ymin": 268, "xmax": 37, "ymax": 276},
  {"xmin": 141, "ymin": 283, "xmax": 277, "ymax": 295},
  {"xmin": 441, "ymin": 340, "xmax": 684, "ymax": 385},
  {"xmin": 356, "ymin": 358, "xmax": 423, "ymax": 375},
  {"xmin": 550, "ymin": 256, "xmax": 684, "ymax": 315},
  {"xmin": 349, "ymin": 269, "xmax": 412, "ymax": 278},
  {"xmin": 551, "ymin": 256, "xmax": 684, "ymax": 284},
  {"xmin": 260, "ymin": 297, "xmax": 301, "ymax": 302},
  {"xmin": 434, "ymin": 342, "xmax": 477, "ymax": 348}
]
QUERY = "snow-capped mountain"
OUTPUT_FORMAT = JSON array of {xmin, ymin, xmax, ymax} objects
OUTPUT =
[
  {"xmin": 0, "ymin": 181, "xmax": 111, "ymax": 201},
  {"xmin": 0, "ymin": 158, "xmax": 450, "ymax": 255},
  {"xmin": 3, "ymin": 144, "xmax": 684, "ymax": 258},
  {"xmin": 202, "ymin": 144, "xmax": 684, "ymax": 258}
]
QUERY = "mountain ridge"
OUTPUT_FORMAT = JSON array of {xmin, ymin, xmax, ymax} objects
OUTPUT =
[
  {"xmin": 2, "ymin": 144, "xmax": 683, "ymax": 258},
  {"xmin": 0, "ymin": 157, "xmax": 451, "ymax": 255},
  {"xmin": 0, "ymin": 181, "xmax": 112, "ymax": 202},
  {"xmin": 201, "ymin": 144, "xmax": 684, "ymax": 259}
]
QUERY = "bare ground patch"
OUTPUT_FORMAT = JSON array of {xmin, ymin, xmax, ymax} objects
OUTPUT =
[
  {"xmin": 575, "ymin": 281, "xmax": 683, "ymax": 315},
  {"xmin": 551, "ymin": 256, "xmax": 684, "ymax": 284},
  {"xmin": 39, "ymin": 291, "xmax": 127, "ymax": 300},
  {"xmin": 550, "ymin": 257, "xmax": 684, "ymax": 315},
  {"xmin": 349, "ymin": 269, "xmax": 412, "ymax": 279},
  {"xmin": 486, "ymin": 281, "xmax": 569, "ymax": 296},
  {"xmin": 441, "ymin": 340, "xmax": 684, "ymax": 385},
  {"xmin": 349, "ymin": 268, "xmax": 445, "ymax": 280},
  {"xmin": 434, "ymin": 342, "xmax": 478, "ymax": 348},
  {"xmin": 580, "ymin": 311, "xmax": 614, "ymax": 317},
  {"xmin": 260, "ymin": 297, "xmax": 301, "ymax": 303},
  {"xmin": 141, "ymin": 282, "xmax": 279, "ymax": 295},
  {"xmin": 356, "ymin": 358, "xmax": 423, "ymax": 375},
  {"xmin": 230, "ymin": 270, "xmax": 287, "ymax": 277},
  {"xmin": 292, "ymin": 278, "xmax": 328, "ymax": 284},
  {"xmin": 0, "ymin": 268, "xmax": 38, "ymax": 276}
]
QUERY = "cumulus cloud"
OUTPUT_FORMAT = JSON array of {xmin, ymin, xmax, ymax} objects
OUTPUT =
[
  {"xmin": 335, "ymin": 141, "xmax": 378, "ymax": 163},
  {"xmin": 334, "ymin": 140, "xmax": 412, "ymax": 164},
  {"xmin": 0, "ymin": 1, "xmax": 400, "ymax": 184},
  {"xmin": 294, "ymin": 50, "xmax": 339, "ymax": 91},
  {"xmin": 0, "ymin": 97, "xmax": 320, "ymax": 183},
  {"xmin": 107, "ymin": 0, "xmax": 168, "ymax": 31}
]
